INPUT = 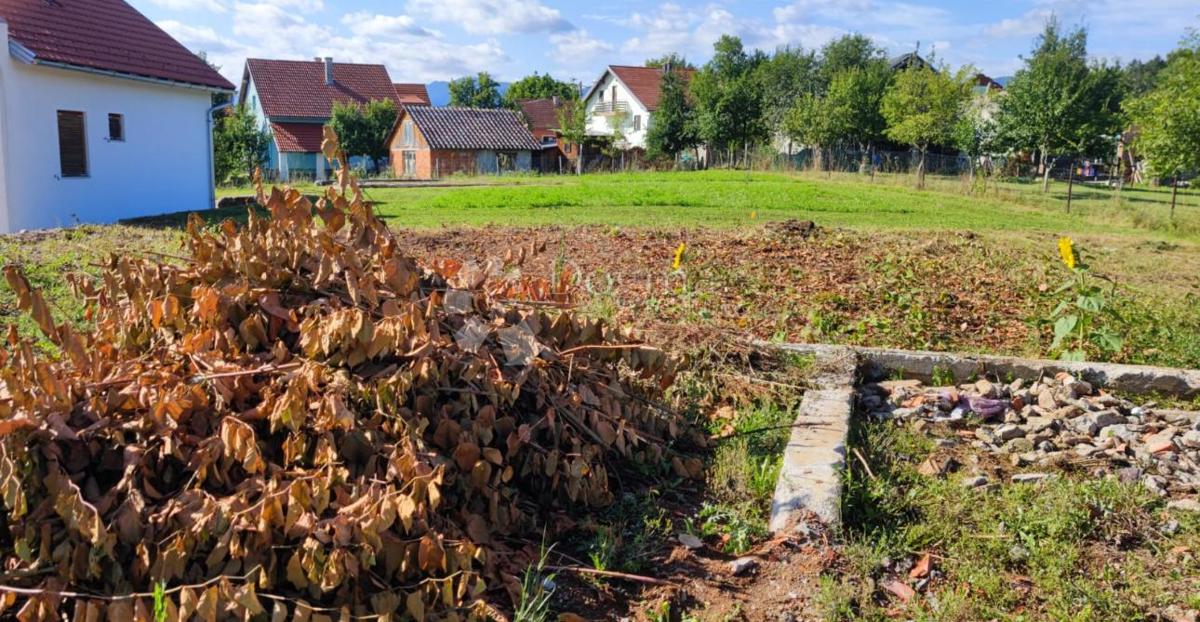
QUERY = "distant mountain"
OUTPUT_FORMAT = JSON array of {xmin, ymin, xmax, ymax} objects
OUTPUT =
[
  {"xmin": 424, "ymin": 81, "xmax": 510, "ymax": 107},
  {"xmin": 995, "ymin": 76, "xmax": 1013, "ymax": 87}
]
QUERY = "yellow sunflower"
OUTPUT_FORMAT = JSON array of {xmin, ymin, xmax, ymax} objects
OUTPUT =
[{"xmin": 1058, "ymin": 237, "xmax": 1076, "ymax": 270}]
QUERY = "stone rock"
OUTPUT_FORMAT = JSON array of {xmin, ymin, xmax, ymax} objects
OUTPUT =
[
  {"xmin": 995, "ymin": 424, "xmax": 1026, "ymax": 441},
  {"xmin": 730, "ymin": 557, "xmax": 758, "ymax": 575},
  {"xmin": 1167, "ymin": 499, "xmax": 1200, "ymax": 512},
  {"xmin": 961, "ymin": 475, "xmax": 988, "ymax": 488},
  {"xmin": 1004, "ymin": 438, "xmax": 1035, "ymax": 454},
  {"xmin": 1117, "ymin": 466, "xmax": 1142, "ymax": 483},
  {"xmin": 1182, "ymin": 430, "xmax": 1200, "ymax": 450},
  {"xmin": 1024, "ymin": 416, "xmax": 1056, "ymax": 433},
  {"xmin": 1012, "ymin": 472, "xmax": 1054, "ymax": 484},
  {"xmin": 1066, "ymin": 379, "xmax": 1093, "ymax": 397},
  {"xmin": 1038, "ymin": 389, "xmax": 1058, "ymax": 411},
  {"xmin": 678, "ymin": 533, "xmax": 703, "ymax": 550},
  {"xmin": 975, "ymin": 379, "xmax": 998, "ymax": 398}
]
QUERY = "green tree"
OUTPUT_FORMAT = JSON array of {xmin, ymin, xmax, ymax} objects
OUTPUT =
[
  {"xmin": 1122, "ymin": 56, "xmax": 1168, "ymax": 96},
  {"xmin": 214, "ymin": 104, "xmax": 269, "ymax": 184},
  {"xmin": 818, "ymin": 34, "xmax": 888, "ymax": 90},
  {"xmin": 645, "ymin": 67, "xmax": 696, "ymax": 162},
  {"xmin": 782, "ymin": 65, "xmax": 889, "ymax": 171},
  {"xmin": 555, "ymin": 97, "xmax": 588, "ymax": 175},
  {"xmin": 501, "ymin": 72, "xmax": 578, "ymax": 108},
  {"xmin": 644, "ymin": 53, "xmax": 695, "ymax": 70},
  {"xmin": 690, "ymin": 35, "xmax": 768, "ymax": 166},
  {"xmin": 327, "ymin": 99, "xmax": 397, "ymax": 173},
  {"xmin": 1126, "ymin": 36, "xmax": 1200, "ymax": 218},
  {"xmin": 881, "ymin": 64, "xmax": 971, "ymax": 188},
  {"xmin": 756, "ymin": 45, "xmax": 820, "ymax": 142},
  {"xmin": 448, "ymin": 72, "xmax": 502, "ymax": 108},
  {"xmin": 994, "ymin": 18, "xmax": 1124, "ymax": 192}
]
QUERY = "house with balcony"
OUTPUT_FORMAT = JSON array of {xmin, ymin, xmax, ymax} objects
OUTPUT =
[{"xmin": 581, "ymin": 65, "xmax": 692, "ymax": 152}]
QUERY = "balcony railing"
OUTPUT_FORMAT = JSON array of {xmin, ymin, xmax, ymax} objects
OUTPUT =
[{"xmin": 592, "ymin": 101, "xmax": 630, "ymax": 115}]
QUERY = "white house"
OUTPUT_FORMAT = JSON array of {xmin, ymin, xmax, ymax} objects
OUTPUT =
[
  {"xmin": 0, "ymin": 0, "xmax": 234, "ymax": 233},
  {"xmin": 582, "ymin": 65, "xmax": 692, "ymax": 151}
]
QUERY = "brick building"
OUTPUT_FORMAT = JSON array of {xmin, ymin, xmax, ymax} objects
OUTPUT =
[{"xmin": 387, "ymin": 106, "xmax": 541, "ymax": 179}]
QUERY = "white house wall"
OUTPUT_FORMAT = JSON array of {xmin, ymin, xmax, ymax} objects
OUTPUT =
[
  {"xmin": 0, "ymin": 49, "xmax": 215, "ymax": 232},
  {"xmin": 0, "ymin": 23, "xmax": 10, "ymax": 231},
  {"xmin": 584, "ymin": 71, "xmax": 652, "ymax": 150}
]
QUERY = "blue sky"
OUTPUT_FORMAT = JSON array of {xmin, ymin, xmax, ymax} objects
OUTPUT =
[{"xmin": 142, "ymin": 0, "xmax": 1200, "ymax": 86}]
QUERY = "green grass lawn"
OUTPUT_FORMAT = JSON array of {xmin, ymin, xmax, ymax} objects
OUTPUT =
[{"xmin": 215, "ymin": 170, "xmax": 1200, "ymax": 239}]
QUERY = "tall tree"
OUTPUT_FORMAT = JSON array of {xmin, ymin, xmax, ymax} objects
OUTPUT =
[
  {"xmin": 690, "ymin": 35, "xmax": 768, "ymax": 165},
  {"xmin": 214, "ymin": 104, "xmax": 269, "ymax": 184},
  {"xmin": 881, "ymin": 64, "xmax": 971, "ymax": 188},
  {"xmin": 756, "ymin": 45, "xmax": 820, "ymax": 142},
  {"xmin": 501, "ymin": 73, "xmax": 578, "ymax": 108},
  {"xmin": 645, "ymin": 67, "xmax": 696, "ymax": 162},
  {"xmin": 327, "ymin": 99, "xmax": 398, "ymax": 173},
  {"xmin": 555, "ymin": 98, "xmax": 588, "ymax": 175},
  {"xmin": 448, "ymin": 72, "xmax": 502, "ymax": 108},
  {"xmin": 818, "ymin": 34, "xmax": 888, "ymax": 90},
  {"xmin": 994, "ymin": 18, "xmax": 1123, "ymax": 191},
  {"xmin": 1126, "ymin": 35, "xmax": 1200, "ymax": 217},
  {"xmin": 644, "ymin": 53, "xmax": 695, "ymax": 70},
  {"xmin": 1122, "ymin": 56, "xmax": 1168, "ymax": 96}
]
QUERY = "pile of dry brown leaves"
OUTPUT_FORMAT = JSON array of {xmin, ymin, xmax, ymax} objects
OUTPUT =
[{"xmin": 0, "ymin": 129, "xmax": 700, "ymax": 621}]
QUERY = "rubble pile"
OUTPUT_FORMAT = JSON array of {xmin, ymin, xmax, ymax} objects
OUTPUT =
[{"xmin": 861, "ymin": 372, "xmax": 1200, "ymax": 495}]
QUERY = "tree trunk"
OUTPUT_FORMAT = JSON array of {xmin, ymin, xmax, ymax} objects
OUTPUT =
[
  {"xmin": 1066, "ymin": 160, "xmax": 1075, "ymax": 213},
  {"xmin": 577, "ymin": 144, "xmax": 584, "ymax": 175},
  {"xmin": 1040, "ymin": 149, "xmax": 1052, "ymax": 193},
  {"xmin": 1171, "ymin": 179, "xmax": 1179, "ymax": 222},
  {"xmin": 917, "ymin": 148, "xmax": 927, "ymax": 189}
]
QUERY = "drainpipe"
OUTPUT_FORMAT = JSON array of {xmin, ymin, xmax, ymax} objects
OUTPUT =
[{"xmin": 207, "ymin": 102, "xmax": 233, "ymax": 209}]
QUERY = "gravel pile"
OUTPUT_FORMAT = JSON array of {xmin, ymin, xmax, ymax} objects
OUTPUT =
[{"xmin": 860, "ymin": 372, "xmax": 1200, "ymax": 497}]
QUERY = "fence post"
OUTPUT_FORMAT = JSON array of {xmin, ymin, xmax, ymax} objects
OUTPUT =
[{"xmin": 1066, "ymin": 159, "xmax": 1075, "ymax": 214}]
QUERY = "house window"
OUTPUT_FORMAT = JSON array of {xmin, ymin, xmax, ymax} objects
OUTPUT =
[
  {"xmin": 598, "ymin": 90, "xmax": 604, "ymax": 103},
  {"xmin": 401, "ymin": 120, "xmax": 414, "ymax": 147},
  {"xmin": 633, "ymin": 115, "xmax": 641, "ymax": 131},
  {"xmin": 498, "ymin": 151, "xmax": 516, "ymax": 171},
  {"xmin": 108, "ymin": 114, "xmax": 124, "ymax": 142},
  {"xmin": 611, "ymin": 85, "xmax": 617, "ymax": 102},
  {"xmin": 56, "ymin": 110, "xmax": 88, "ymax": 178},
  {"xmin": 402, "ymin": 151, "xmax": 415, "ymax": 176}
]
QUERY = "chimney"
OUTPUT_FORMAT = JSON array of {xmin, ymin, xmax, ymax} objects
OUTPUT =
[
  {"xmin": 551, "ymin": 95, "xmax": 560, "ymax": 106},
  {"xmin": 662, "ymin": 61, "xmax": 672, "ymax": 75},
  {"xmin": 323, "ymin": 57, "xmax": 334, "ymax": 86}
]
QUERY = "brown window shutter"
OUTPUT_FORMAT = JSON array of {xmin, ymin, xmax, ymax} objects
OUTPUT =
[{"xmin": 57, "ymin": 111, "xmax": 88, "ymax": 177}]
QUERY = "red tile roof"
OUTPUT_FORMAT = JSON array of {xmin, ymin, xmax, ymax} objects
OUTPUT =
[
  {"xmin": 0, "ymin": 0, "xmax": 233, "ymax": 90},
  {"xmin": 270, "ymin": 122, "xmax": 325, "ymax": 153},
  {"xmin": 244, "ymin": 59, "xmax": 397, "ymax": 120},
  {"xmin": 392, "ymin": 107, "xmax": 541, "ymax": 151},
  {"xmin": 603, "ymin": 65, "xmax": 693, "ymax": 111},
  {"xmin": 393, "ymin": 83, "xmax": 431, "ymax": 106},
  {"xmin": 518, "ymin": 98, "xmax": 565, "ymax": 139}
]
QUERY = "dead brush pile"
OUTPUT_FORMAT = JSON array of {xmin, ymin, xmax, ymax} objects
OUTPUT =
[{"xmin": 0, "ymin": 130, "xmax": 700, "ymax": 620}]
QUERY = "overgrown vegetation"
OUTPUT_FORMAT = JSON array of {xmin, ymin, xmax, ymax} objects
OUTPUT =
[{"xmin": 824, "ymin": 418, "xmax": 1199, "ymax": 620}]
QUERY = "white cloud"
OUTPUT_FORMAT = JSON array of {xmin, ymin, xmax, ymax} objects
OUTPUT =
[
  {"xmin": 407, "ymin": 0, "xmax": 571, "ymax": 35},
  {"xmin": 550, "ymin": 29, "xmax": 614, "ymax": 59},
  {"xmin": 983, "ymin": 9, "xmax": 1055, "ymax": 39},
  {"xmin": 147, "ymin": 0, "xmax": 227, "ymax": 11}
]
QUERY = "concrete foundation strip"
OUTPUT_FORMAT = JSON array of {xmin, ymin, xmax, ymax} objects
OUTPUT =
[{"xmin": 764, "ymin": 342, "xmax": 1200, "ymax": 534}]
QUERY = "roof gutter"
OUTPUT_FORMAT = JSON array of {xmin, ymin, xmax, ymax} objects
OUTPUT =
[{"xmin": 31, "ymin": 58, "xmax": 233, "ymax": 93}]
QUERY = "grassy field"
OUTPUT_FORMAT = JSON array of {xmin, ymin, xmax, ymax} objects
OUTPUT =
[{"xmin": 214, "ymin": 170, "xmax": 1200, "ymax": 238}]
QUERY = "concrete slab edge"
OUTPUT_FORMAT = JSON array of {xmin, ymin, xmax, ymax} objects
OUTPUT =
[
  {"xmin": 767, "ymin": 342, "xmax": 1200, "ymax": 399},
  {"xmin": 768, "ymin": 347, "xmax": 856, "ymax": 533}
]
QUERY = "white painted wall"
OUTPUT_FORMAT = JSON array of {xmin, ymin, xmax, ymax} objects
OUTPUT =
[
  {"xmin": 0, "ymin": 47, "xmax": 218, "ymax": 232},
  {"xmin": 583, "ymin": 71, "xmax": 652, "ymax": 150},
  {"xmin": 0, "ymin": 23, "xmax": 10, "ymax": 232}
]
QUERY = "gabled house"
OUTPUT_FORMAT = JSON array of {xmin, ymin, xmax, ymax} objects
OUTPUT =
[
  {"xmin": 582, "ymin": 65, "xmax": 693, "ymax": 151},
  {"xmin": 393, "ymin": 83, "xmax": 431, "ymax": 106},
  {"xmin": 0, "ymin": 0, "xmax": 234, "ymax": 232},
  {"xmin": 518, "ymin": 96, "xmax": 577, "ymax": 172},
  {"xmin": 386, "ymin": 106, "xmax": 541, "ymax": 179},
  {"xmin": 238, "ymin": 58, "xmax": 400, "ymax": 181},
  {"xmin": 889, "ymin": 52, "xmax": 931, "ymax": 72}
]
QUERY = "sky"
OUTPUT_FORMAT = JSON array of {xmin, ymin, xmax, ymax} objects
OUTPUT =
[{"xmin": 141, "ymin": 0, "xmax": 1200, "ymax": 87}]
